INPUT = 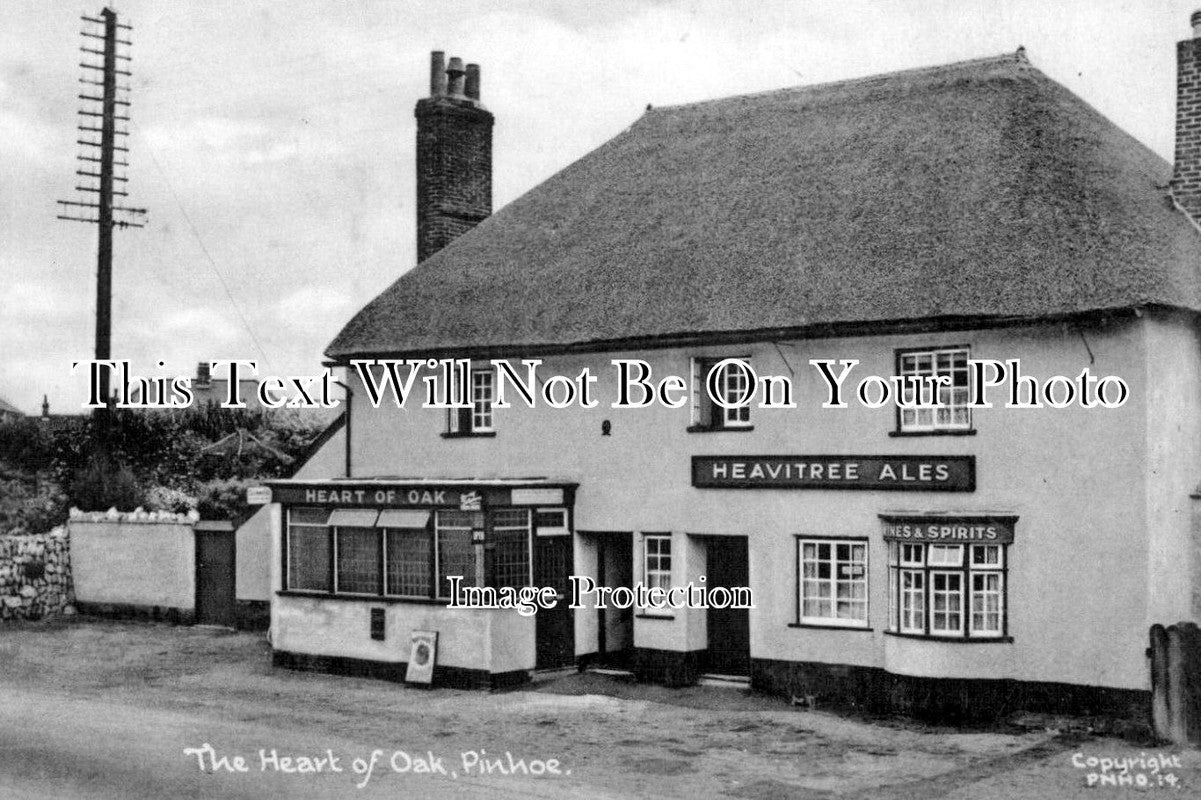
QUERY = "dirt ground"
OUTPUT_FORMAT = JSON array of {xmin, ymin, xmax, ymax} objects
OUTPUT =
[{"xmin": 0, "ymin": 617, "xmax": 1196, "ymax": 799}]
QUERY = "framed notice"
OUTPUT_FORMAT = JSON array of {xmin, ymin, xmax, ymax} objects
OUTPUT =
[{"xmin": 404, "ymin": 630, "xmax": 438, "ymax": 685}]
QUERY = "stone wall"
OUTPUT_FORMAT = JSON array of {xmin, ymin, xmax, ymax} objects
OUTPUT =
[{"xmin": 0, "ymin": 526, "xmax": 73, "ymax": 621}]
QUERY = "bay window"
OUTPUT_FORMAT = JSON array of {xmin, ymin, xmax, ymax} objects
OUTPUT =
[{"xmin": 888, "ymin": 542, "xmax": 1007, "ymax": 638}]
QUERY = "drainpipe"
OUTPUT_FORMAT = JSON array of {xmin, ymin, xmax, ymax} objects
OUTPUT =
[{"xmin": 333, "ymin": 378, "xmax": 353, "ymax": 478}]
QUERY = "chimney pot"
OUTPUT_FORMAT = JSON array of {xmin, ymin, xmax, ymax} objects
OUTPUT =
[
  {"xmin": 446, "ymin": 56, "xmax": 466, "ymax": 96},
  {"xmin": 415, "ymin": 52, "xmax": 493, "ymax": 263},
  {"xmin": 465, "ymin": 63, "xmax": 481, "ymax": 101},
  {"xmin": 430, "ymin": 51, "xmax": 447, "ymax": 96},
  {"xmin": 1193, "ymin": 10, "xmax": 1201, "ymax": 38}
]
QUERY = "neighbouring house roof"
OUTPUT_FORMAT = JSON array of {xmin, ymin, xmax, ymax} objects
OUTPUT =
[
  {"xmin": 0, "ymin": 396, "xmax": 24, "ymax": 417},
  {"xmin": 327, "ymin": 51, "xmax": 1201, "ymax": 359}
]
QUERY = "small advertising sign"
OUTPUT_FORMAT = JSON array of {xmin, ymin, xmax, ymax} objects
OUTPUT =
[
  {"xmin": 880, "ymin": 515, "xmax": 1016, "ymax": 543},
  {"xmin": 245, "ymin": 486, "xmax": 272, "ymax": 505},
  {"xmin": 405, "ymin": 630, "xmax": 438, "ymax": 685}
]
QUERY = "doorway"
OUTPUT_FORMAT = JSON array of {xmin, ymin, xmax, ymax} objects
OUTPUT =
[
  {"xmin": 704, "ymin": 536, "xmax": 750, "ymax": 676},
  {"xmin": 533, "ymin": 533, "xmax": 575, "ymax": 669},
  {"xmin": 594, "ymin": 531, "xmax": 633, "ymax": 667},
  {"xmin": 195, "ymin": 525, "xmax": 236, "ymax": 627}
]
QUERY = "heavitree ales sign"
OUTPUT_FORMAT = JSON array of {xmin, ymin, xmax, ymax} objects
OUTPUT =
[{"xmin": 691, "ymin": 455, "xmax": 975, "ymax": 492}]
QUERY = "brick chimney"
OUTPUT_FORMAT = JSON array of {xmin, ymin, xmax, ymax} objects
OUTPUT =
[
  {"xmin": 415, "ymin": 51, "xmax": 493, "ymax": 263},
  {"xmin": 1172, "ymin": 11, "xmax": 1201, "ymax": 218}
]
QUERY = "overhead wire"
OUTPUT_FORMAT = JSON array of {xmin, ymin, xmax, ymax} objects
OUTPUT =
[{"xmin": 130, "ymin": 119, "xmax": 275, "ymax": 373}]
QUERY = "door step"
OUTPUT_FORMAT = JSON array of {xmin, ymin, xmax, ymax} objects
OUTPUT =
[
  {"xmin": 530, "ymin": 666, "xmax": 577, "ymax": 683},
  {"xmin": 585, "ymin": 666, "xmax": 636, "ymax": 681},
  {"xmin": 699, "ymin": 673, "xmax": 750, "ymax": 688}
]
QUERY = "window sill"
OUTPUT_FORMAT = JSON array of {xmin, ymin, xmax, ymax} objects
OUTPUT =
[
  {"xmin": 276, "ymin": 590, "xmax": 445, "ymax": 605},
  {"xmin": 441, "ymin": 430, "xmax": 497, "ymax": 439},
  {"xmin": 884, "ymin": 630, "xmax": 1012, "ymax": 644},
  {"xmin": 789, "ymin": 623, "xmax": 873, "ymax": 631},
  {"xmin": 888, "ymin": 429, "xmax": 977, "ymax": 438},
  {"xmin": 686, "ymin": 424, "xmax": 755, "ymax": 434}
]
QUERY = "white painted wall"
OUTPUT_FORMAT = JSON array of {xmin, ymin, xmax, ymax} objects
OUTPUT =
[
  {"xmin": 327, "ymin": 315, "xmax": 1164, "ymax": 690},
  {"xmin": 70, "ymin": 520, "xmax": 194, "ymax": 610}
]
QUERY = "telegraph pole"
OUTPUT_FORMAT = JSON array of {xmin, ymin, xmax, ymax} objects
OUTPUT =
[{"xmin": 57, "ymin": 8, "xmax": 146, "ymax": 423}]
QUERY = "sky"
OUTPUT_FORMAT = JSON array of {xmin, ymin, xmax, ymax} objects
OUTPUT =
[{"xmin": 0, "ymin": 0, "xmax": 1196, "ymax": 414}]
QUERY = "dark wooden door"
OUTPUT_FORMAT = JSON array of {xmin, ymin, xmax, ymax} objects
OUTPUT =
[
  {"xmin": 195, "ymin": 529, "xmax": 236, "ymax": 627},
  {"xmin": 705, "ymin": 536, "xmax": 750, "ymax": 676},
  {"xmin": 534, "ymin": 535, "xmax": 574, "ymax": 669}
]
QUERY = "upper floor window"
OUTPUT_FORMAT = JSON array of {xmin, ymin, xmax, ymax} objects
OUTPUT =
[
  {"xmin": 446, "ymin": 369, "xmax": 495, "ymax": 436},
  {"xmin": 896, "ymin": 347, "xmax": 971, "ymax": 433},
  {"xmin": 689, "ymin": 357, "xmax": 752, "ymax": 431}
]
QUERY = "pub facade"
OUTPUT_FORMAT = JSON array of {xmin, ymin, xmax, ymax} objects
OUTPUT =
[{"xmin": 267, "ymin": 35, "xmax": 1201, "ymax": 720}]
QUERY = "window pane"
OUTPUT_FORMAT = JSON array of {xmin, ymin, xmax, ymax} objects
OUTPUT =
[
  {"xmin": 901, "ymin": 570, "xmax": 924, "ymax": 631},
  {"xmin": 436, "ymin": 511, "xmax": 480, "ymax": 600},
  {"xmin": 972, "ymin": 545, "xmax": 1001, "ymax": 566},
  {"xmin": 490, "ymin": 509, "xmax": 531, "ymax": 591},
  {"xmin": 931, "ymin": 572, "xmax": 963, "ymax": 632},
  {"xmin": 336, "ymin": 527, "xmax": 380, "ymax": 594},
  {"xmin": 438, "ymin": 528, "xmax": 476, "ymax": 599},
  {"xmin": 971, "ymin": 572, "xmax": 1003, "ymax": 634},
  {"xmin": 290, "ymin": 507, "xmax": 330, "ymax": 525},
  {"xmin": 928, "ymin": 545, "xmax": 963, "ymax": 566},
  {"xmin": 386, "ymin": 528, "xmax": 431, "ymax": 597},
  {"xmin": 288, "ymin": 526, "xmax": 329, "ymax": 591},
  {"xmin": 472, "ymin": 371, "xmax": 494, "ymax": 430}
]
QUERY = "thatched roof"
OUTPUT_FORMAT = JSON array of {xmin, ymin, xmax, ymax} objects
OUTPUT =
[{"xmin": 328, "ymin": 51, "xmax": 1201, "ymax": 359}]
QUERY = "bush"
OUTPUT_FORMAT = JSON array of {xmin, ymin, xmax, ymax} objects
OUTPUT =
[
  {"xmin": 68, "ymin": 455, "xmax": 144, "ymax": 512},
  {"xmin": 0, "ymin": 419, "xmax": 56, "ymax": 477},
  {"xmin": 195, "ymin": 477, "xmax": 252, "ymax": 522},
  {"xmin": 0, "ymin": 477, "xmax": 68, "ymax": 534},
  {"xmin": 144, "ymin": 485, "xmax": 197, "ymax": 514}
]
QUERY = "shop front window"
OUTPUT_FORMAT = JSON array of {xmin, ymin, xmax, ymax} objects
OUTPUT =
[
  {"xmin": 287, "ymin": 508, "xmax": 330, "ymax": 591},
  {"xmin": 436, "ymin": 510, "xmax": 481, "ymax": 600},
  {"xmin": 283, "ymin": 505, "xmax": 545, "ymax": 601}
]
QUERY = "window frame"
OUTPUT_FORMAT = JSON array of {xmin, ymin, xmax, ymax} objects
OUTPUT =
[
  {"xmin": 333, "ymin": 525, "xmax": 383, "ymax": 596},
  {"xmin": 445, "ymin": 368, "xmax": 496, "ymax": 437},
  {"xmin": 795, "ymin": 536, "xmax": 870, "ymax": 629},
  {"xmin": 383, "ymin": 525, "xmax": 434, "ymax": 600},
  {"xmin": 886, "ymin": 541, "xmax": 1009, "ymax": 641},
  {"xmin": 282, "ymin": 506, "xmax": 539, "ymax": 602},
  {"xmin": 641, "ymin": 533, "xmax": 673, "ymax": 616},
  {"xmin": 285, "ymin": 507, "xmax": 333, "ymax": 593},
  {"xmin": 688, "ymin": 357, "xmax": 754, "ymax": 432},
  {"xmin": 893, "ymin": 345, "xmax": 973, "ymax": 435}
]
